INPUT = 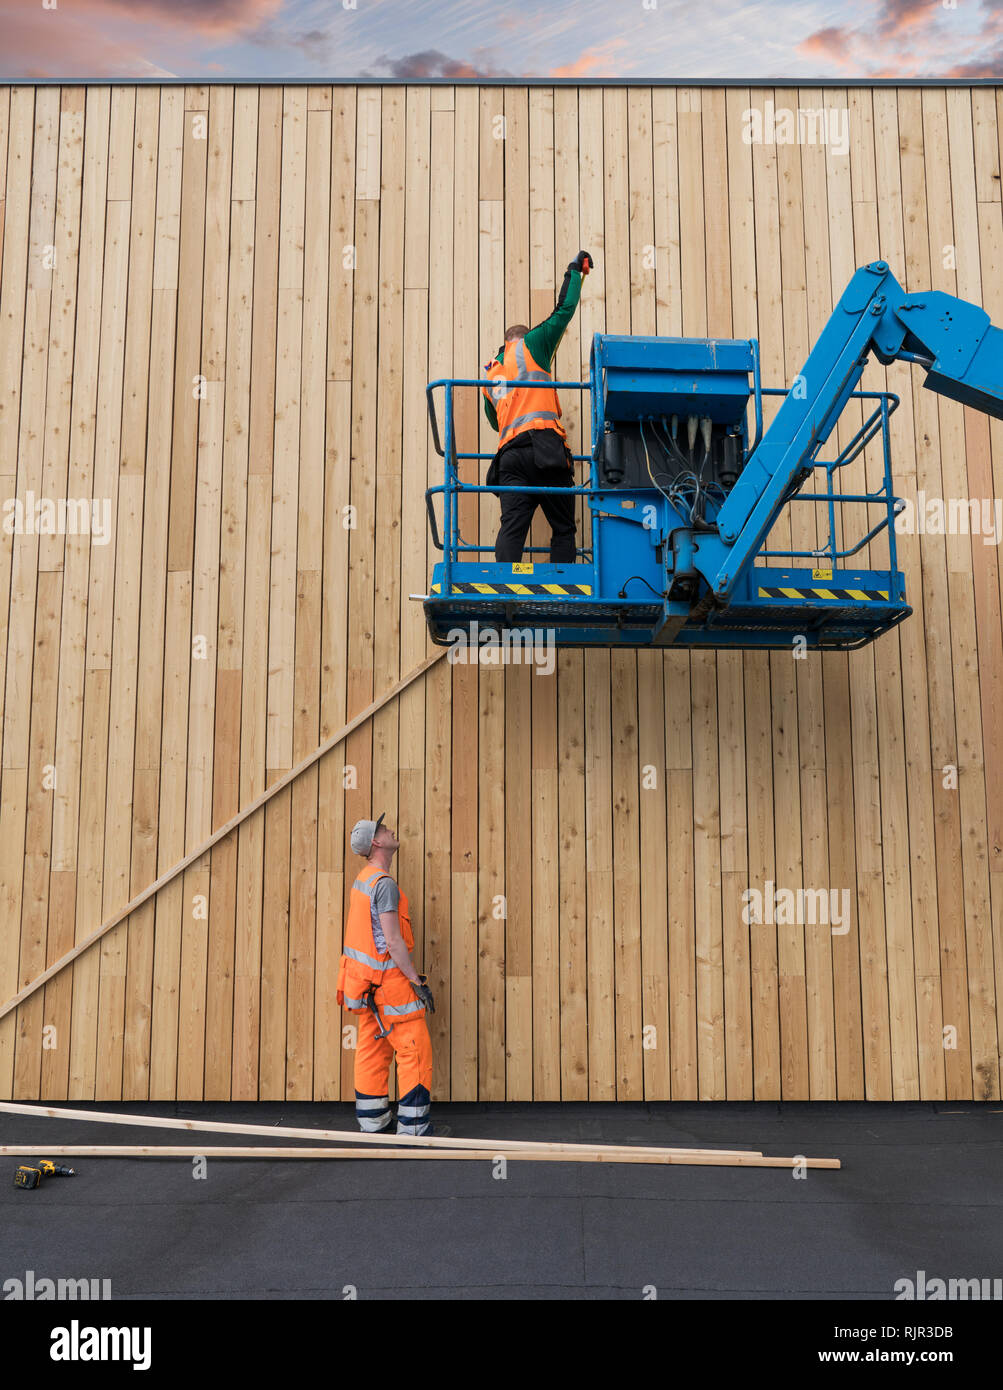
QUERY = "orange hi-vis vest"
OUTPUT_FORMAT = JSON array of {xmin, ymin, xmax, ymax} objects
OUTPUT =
[
  {"xmin": 336, "ymin": 864, "xmax": 424, "ymax": 1019},
  {"xmin": 483, "ymin": 336, "xmax": 567, "ymax": 449}
]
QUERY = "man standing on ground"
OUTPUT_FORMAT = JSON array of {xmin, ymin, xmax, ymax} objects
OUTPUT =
[
  {"xmin": 337, "ymin": 814, "xmax": 435, "ymax": 1136},
  {"xmin": 482, "ymin": 250, "xmax": 594, "ymax": 563}
]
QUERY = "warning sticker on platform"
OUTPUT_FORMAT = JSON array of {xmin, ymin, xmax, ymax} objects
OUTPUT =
[
  {"xmin": 812, "ymin": 568, "xmax": 833, "ymax": 581},
  {"xmin": 512, "ymin": 563, "xmax": 534, "ymax": 574}
]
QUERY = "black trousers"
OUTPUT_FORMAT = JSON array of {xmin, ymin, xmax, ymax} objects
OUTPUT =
[{"xmin": 490, "ymin": 430, "xmax": 577, "ymax": 564}]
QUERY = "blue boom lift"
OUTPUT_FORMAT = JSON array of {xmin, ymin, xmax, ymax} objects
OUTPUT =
[{"xmin": 422, "ymin": 261, "xmax": 1003, "ymax": 650}]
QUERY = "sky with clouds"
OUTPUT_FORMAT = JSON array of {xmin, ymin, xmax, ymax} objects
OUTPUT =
[{"xmin": 1, "ymin": 0, "xmax": 1001, "ymax": 81}]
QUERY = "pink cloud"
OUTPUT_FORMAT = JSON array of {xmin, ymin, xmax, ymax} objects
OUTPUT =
[
  {"xmin": 798, "ymin": 0, "xmax": 1003, "ymax": 77},
  {"xmin": 549, "ymin": 38, "xmax": 629, "ymax": 79},
  {"xmin": 945, "ymin": 44, "xmax": 1003, "ymax": 78},
  {"xmin": 797, "ymin": 26, "xmax": 855, "ymax": 67},
  {"xmin": 0, "ymin": 9, "xmax": 174, "ymax": 78},
  {"xmin": 874, "ymin": 0, "xmax": 937, "ymax": 39},
  {"xmin": 0, "ymin": 0, "xmax": 285, "ymax": 77},
  {"xmin": 81, "ymin": 0, "xmax": 284, "ymax": 37}
]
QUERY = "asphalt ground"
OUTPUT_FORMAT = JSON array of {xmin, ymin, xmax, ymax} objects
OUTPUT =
[{"xmin": 3, "ymin": 1099, "xmax": 1000, "ymax": 1372}]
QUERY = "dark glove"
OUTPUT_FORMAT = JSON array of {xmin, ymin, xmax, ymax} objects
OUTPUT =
[
  {"xmin": 412, "ymin": 975, "xmax": 435, "ymax": 1014},
  {"xmin": 570, "ymin": 250, "xmax": 593, "ymax": 274}
]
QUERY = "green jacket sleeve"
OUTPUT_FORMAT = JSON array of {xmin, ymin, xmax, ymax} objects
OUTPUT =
[{"xmin": 524, "ymin": 268, "xmax": 582, "ymax": 369}]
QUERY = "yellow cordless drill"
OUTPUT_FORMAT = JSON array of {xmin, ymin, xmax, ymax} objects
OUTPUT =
[{"xmin": 13, "ymin": 1160, "xmax": 76, "ymax": 1189}]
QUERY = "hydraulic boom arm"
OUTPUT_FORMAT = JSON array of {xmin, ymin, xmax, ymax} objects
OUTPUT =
[{"xmin": 697, "ymin": 260, "xmax": 1003, "ymax": 603}]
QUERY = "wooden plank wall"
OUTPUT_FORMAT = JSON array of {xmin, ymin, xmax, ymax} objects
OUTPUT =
[{"xmin": 1, "ymin": 83, "xmax": 1001, "ymax": 1103}]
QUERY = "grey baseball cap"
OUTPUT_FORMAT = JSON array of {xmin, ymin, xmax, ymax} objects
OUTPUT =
[{"xmin": 350, "ymin": 811, "xmax": 386, "ymax": 856}]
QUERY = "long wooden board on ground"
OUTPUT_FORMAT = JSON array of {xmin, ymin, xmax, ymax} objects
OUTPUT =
[
  {"xmin": 0, "ymin": 1100, "xmax": 837, "ymax": 1165},
  {"xmin": 1, "ymin": 1144, "xmax": 839, "ymax": 1168}
]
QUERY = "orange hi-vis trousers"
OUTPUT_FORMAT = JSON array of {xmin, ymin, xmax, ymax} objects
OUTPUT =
[{"xmin": 354, "ymin": 982, "xmax": 433, "ymax": 1136}]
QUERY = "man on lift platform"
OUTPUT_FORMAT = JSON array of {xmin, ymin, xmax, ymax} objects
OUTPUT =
[{"xmin": 482, "ymin": 250, "xmax": 593, "ymax": 563}]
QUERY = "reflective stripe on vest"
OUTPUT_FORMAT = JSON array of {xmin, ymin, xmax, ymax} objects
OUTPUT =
[
  {"xmin": 514, "ymin": 337, "xmax": 553, "ymax": 380},
  {"xmin": 343, "ymin": 944, "xmax": 396, "ymax": 972},
  {"xmin": 501, "ymin": 408, "xmax": 561, "ymax": 435},
  {"xmin": 381, "ymin": 998, "xmax": 426, "ymax": 1018},
  {"xmin": 483, "ymin": 336, "xmax": 566, "ymax": 448},
  {"xmin": 340, "ymin": 864, "xmax": 414, "ymax": 997},
  {"xmin": 351, "ymin": 874, "xmax": 385, "ymax": 899}
]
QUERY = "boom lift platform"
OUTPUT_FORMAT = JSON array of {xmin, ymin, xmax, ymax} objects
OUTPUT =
[{"xmin": 422, "ymin": 262, "xmax": 1003, "ymax": 650}]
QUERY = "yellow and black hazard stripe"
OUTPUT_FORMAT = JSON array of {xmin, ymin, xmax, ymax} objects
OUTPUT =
[
  {"xmin": 431, "ymin": 581, "xmax": 593, "ymax": 597},
  {"xmin": 757, "ymin": 585, "xmax": 890, "ymax": 603}
]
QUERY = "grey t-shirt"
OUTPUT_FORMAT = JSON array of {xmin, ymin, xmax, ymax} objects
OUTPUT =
[{"xmin": 370, "ymin": 875, "xmax": 400, "ymax": 953}]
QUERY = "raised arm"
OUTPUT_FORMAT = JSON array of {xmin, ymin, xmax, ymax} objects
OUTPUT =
[
  {"xmin": 481, "ymin": 251, "xmax": 593, "ymax": 431},
  {"xmin": 524, "ymin": 251, "xmax": 592, "ymax": 369}
]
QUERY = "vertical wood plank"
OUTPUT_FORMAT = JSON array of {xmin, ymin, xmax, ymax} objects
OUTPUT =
[
  {"xmin": 450, "ymin": 85, "xmax": 480, "ymax": 1099},
  {"xmin": 2, "ymin": 82, "xmax": 1001, "ymax": 1108}
]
